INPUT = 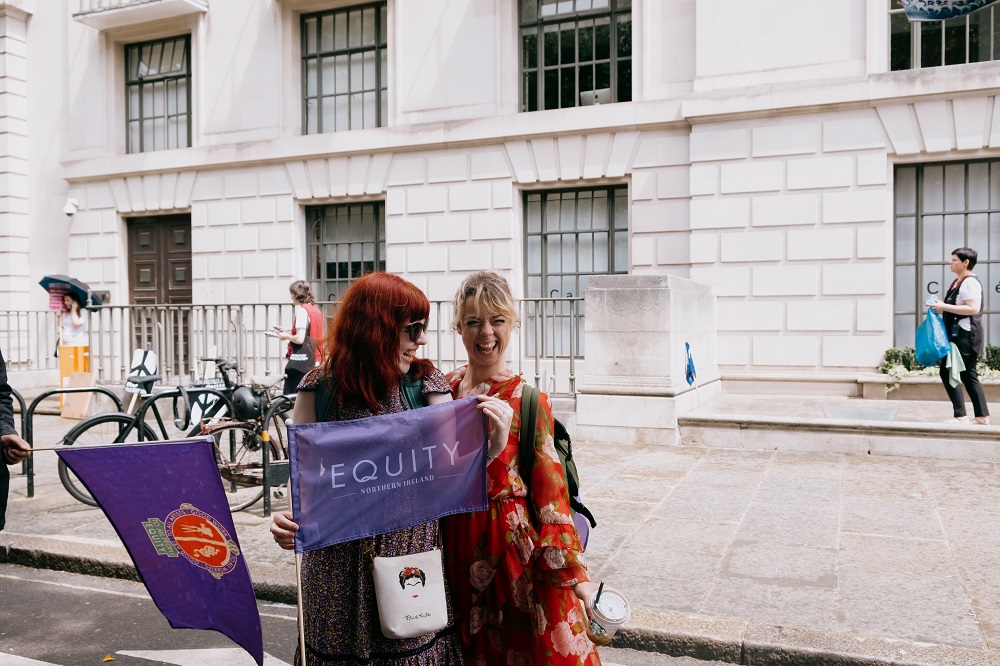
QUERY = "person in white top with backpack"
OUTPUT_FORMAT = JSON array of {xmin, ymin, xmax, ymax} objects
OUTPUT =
[{"xmin": 930, "ymin": 246, "xmax": 990, "ymax": 425}]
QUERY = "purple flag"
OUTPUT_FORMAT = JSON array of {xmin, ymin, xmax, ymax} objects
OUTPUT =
[
  {"xmin": 903, "ymin": 0, "xmax": 1000, "ymax": 20},
  {"xmin": 289, "ymin": 396, "xmax": 488, "ymax": 553},
  {"xmin": 57, "ymin": 437, "xmax": 264, "ymax": 666}
]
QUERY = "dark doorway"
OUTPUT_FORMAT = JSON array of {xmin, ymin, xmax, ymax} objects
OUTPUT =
[
  {"xmin": 128, "ymin": 215, "xmax": 192, "ymax": 305},
  {"xmin": 127, "ymin": 215, "xmax": 192, "ymax": 373}
]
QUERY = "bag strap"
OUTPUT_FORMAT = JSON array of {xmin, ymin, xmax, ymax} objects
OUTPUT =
[
  {"xmin": 399, "ymin": 370, "xmax": 427, "ymax": 411},
  {"xmin": 518, "ymin": 384, "xmax": 540, "ymax": 503},
  {"xmin": 316, "ymin": 372, "xmax": 427, "ymax": 421},
  {"xmin": 313, "ymin": 379, "xmax": 336, "ymax": 422}
]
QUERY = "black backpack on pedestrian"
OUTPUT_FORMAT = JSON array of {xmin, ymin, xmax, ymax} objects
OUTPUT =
[{"xmin": 518, "ymin": 385, "xmax": 597, "ymax": 532}]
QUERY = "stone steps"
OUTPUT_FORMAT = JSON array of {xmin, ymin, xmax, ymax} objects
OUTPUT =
[{"xmin": 678, "ymin": 412, "xmax": 1000, "ymax": 462}]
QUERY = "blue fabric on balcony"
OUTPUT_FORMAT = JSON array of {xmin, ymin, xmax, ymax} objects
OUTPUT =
[{"xmin": 903, "ymin": 0, "xmax": 1000, "ymax": 21}]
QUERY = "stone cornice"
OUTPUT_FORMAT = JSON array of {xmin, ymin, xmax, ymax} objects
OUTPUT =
[
  {"xmin": 62, "ymin": 62, "xmax": 1000, "ymax": 183},
  {"xmin": 0, "ymin": 1, "xmax": 33, "ymax": 20}
]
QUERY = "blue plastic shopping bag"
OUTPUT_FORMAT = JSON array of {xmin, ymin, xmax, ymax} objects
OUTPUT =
[{"xmin": 915, "ymin": 308, "xmax": 951, "ymax": 367}]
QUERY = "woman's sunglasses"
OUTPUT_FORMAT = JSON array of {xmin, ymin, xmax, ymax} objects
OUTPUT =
[{"xmin": 403, "ymin": 321, "xmax": 427, "ymax": 342}]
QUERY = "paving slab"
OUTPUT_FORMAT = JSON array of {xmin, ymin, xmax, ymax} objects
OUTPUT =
[{"xmin": 4, "ymin": 398, "xmax": 1000, "ymax": 665}]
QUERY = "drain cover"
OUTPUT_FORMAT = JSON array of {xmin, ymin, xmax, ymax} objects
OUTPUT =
[{"xmin": 822, "ymin": 406, "xmax": 897, "ymax": 421}]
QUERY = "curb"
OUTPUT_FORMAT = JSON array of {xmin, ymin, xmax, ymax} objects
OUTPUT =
[
  {"xmin": 613, "ymin": 609, "xmax": 1000, "ymax": 666},
  {"xmin": 0, "ymin": 532, "xmax": 298, "ymax": 605},
  {"xmin": 2, "ymin": 536, "xmax": 998, "ymax": 666}
]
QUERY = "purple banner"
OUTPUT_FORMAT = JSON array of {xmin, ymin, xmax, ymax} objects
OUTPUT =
[
  {"xmin": 903, "ymin": 0, "xmax": 1000, "ymax": 21},
  {"xmin": 289, "ymin": 397, "xmax": 488, "ymax": 553},
  {"xmin": 57, "ymin": 438, "xmax": 263, "ymax": 666}
]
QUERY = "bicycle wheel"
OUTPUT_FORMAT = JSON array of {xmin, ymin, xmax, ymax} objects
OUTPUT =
[
  {"xmin": 265, "ymin": 412, "xmax": 290, "ymax": 459},
  {"xmin": 58, "ymin": 413, "xmax": 158, "ymax": 507},
  {"xmin": 210, "ymin": 422, "xmax": 282, "ymax": 512}
]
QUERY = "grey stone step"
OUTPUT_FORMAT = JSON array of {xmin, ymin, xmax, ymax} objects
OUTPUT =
[{"xmin": 679, "ymin": 413, "xmax": 1000, "ymax": 462}]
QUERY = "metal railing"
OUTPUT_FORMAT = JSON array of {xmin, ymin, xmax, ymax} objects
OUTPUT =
[
  {"xmin": 0, "ymin": 310, "xmax": 61, "ymax": 375},
  {"xmin": 0, "ymin": 297, "xmax": 585, "ymax": 396}
]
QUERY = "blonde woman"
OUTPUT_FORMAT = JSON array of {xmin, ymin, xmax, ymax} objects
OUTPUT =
[{"xmin": 441, "ymin": 271, "xmax": 601, "ymax": 665}]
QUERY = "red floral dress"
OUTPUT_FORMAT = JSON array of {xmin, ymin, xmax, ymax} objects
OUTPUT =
[{"xmin": 441, "ymin": 367, "xmax": 600, "ymax": 666}]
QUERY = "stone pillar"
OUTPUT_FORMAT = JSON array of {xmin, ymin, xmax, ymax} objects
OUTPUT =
[
  {"xmin": 0, "ymin": 1, "xmax": 30, "ymax": 309},
  {"xmin": 575, "ymin": 274, "xmax": 720, "ymax": 445}
]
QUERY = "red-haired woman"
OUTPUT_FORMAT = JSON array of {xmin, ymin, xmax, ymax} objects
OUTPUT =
[{"xmin": 270, "ymin": 272, "xmax": 464, "ymax": 665}]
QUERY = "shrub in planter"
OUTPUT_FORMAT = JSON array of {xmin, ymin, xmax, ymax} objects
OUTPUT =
[
  {"xmin": 879, "ymin": 346, "xmax": 922, "ymax": 375},
  {"xmin": 879, "ymin": 345, "xmax": 1000, "ymax": 393},
  {"xmin": 985, "ymin": 345, "xmax": 1000, "ymax": 372}
]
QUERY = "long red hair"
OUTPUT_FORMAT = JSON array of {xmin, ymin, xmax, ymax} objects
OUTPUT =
[{"xmin": 321, "ymin": 272, "xmax": 433, "ymax": 413}]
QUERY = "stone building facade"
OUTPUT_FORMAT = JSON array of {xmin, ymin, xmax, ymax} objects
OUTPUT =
[{"xmin": 3, "ymin": 0, "xmax": 1000, "ymax": 390}]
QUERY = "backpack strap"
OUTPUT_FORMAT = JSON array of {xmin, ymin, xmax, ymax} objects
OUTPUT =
[
  {"xmin": 518, "ymin": 384, "xmax": 540, "ymax": 503},
  {"xmin": 314, "ymin": 379, "xmax": 335, "ymax": 423},
  {"xmin": 399, "ymin": 370, "xmax": 427, "ymax": 411},
  {"xmin": 314, "ymin": 373, "xmax": 426, "ymax": 422}
]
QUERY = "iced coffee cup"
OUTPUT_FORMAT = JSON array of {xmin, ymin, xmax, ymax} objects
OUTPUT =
[{"xmin": 585, "ymin": 586, "xmax": 630, "ymax": 646}]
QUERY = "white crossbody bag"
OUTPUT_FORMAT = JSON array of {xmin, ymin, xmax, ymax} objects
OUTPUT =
[{"xmin": 369, "ymin": 544, "xmax": 449, "ymax": 639}]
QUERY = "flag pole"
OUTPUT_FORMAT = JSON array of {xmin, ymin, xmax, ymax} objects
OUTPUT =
[
  {"xmin": 30, "ymin": 436, "xmax": 217, "ymax": 452},
  {"xmin": 290, "ymin": 492, "xmax": 307, "ymax": 666}
]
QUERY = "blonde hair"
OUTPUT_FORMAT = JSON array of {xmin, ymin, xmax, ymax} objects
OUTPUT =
[{"xmin": 452, "ymin": 271, "xmax": 520, "ymax": 331}]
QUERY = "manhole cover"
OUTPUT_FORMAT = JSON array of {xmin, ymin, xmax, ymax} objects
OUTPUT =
[{"xmin": 822, "ymin": 406, "xmax": 897, "ymax": 421}]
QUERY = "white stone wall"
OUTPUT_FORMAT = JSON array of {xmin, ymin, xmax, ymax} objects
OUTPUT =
[
  {"xmin": 689, "ymin": 110, "xmax": 894, "ymax": 371},
  {"xmin": 5, "ymin": 0, "xmax": 1000, "ymax": 383},
  {"xmin": 0, "ymin": 5, "xmax": 28, "ymax": 309}
]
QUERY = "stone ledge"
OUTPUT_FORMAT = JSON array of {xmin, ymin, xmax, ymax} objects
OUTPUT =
[
  {"xmin": 859, "ymin": 374, "xmax": 1000, "ymax": 401},
  {"xmin": 679, "ymin": 414, "xmax": 1000, "ymax": 462},
  {"xmin": 613, "ymin": 608, "xmax": 1000, "ymax": 666}
]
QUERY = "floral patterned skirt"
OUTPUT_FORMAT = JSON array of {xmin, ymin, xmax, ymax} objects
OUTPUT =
[
  {"xmin": 442, "ymin": 498, "xmax": 600, "ymax": 665},
  {"xmin": 298, "ymin": 519, "xmax": 462, "ymax": 665}
]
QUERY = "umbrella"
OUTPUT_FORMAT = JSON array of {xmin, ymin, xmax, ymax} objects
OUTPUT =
[{"xmin": 39, "ymin": 275, "xmax": 102, "ymax": 310}]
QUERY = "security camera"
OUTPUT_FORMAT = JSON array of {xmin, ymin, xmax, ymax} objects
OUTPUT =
[{"xmin": 63, "ymin": 197, "xmax": 79, "ymax": 217}]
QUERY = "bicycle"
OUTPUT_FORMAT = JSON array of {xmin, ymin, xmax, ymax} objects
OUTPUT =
[{"xmin": 57, "ymin": 359, "xmax": 294, "ymax": 512}]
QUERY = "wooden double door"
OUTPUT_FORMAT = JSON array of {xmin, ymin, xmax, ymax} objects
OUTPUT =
[
  {"xmin": 128, "ymin": 215, "xmax": 192, "ymax": 372},
  {"xmin": 128, "ymin": 215, "xmax": 192, "ymax": 306}
]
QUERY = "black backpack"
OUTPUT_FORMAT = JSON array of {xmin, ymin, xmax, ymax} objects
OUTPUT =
[{"xmin": 518, "ymin": 385, "xmax": 596, "ymax": 531}]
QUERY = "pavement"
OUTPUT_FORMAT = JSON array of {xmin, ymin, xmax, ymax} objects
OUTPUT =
[{"xmin": 3, "ymin": 388, "xmax": 1000, "ymax": 666}]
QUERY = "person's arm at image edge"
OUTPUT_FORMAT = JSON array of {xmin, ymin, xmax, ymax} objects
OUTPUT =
[{"xmin": 0, "ymin": 350, "xmax": 30, "ymax": 465}]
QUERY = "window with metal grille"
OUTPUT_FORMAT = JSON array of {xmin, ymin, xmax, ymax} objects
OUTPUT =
[
  {"xmin": 890, "ymin": 0, "xmax": 1000, "ymax": 70},
  {"xmin": 524, "ymin": 187, "xmax": 628, "ymax": 357},
  {"xmin": 307, "ymin": 202, "xmax": 386, "ymax": 300},
  {"xmin": 301, "ymin": 4, "xmax": 387, "ymax": 134},
  {"xmin": 520, "ymin": 0, "xmax": 632, "ymax": 112},
  {"xmin": 125, "ymin": 36, "xmax": 191, "ymax": 153},
  {"xmin": 894, "ymin": 161, "xmax": 1000, "ymax": 348}
]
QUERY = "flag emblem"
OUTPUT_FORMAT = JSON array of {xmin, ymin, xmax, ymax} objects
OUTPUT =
[{"xmin": 143, "ymin": 503, "xmax": 241, "ymax": 579}]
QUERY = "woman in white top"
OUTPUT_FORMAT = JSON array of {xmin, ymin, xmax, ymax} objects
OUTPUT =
[
  {"xmin": 59, "ymin": 293, "xmax": 89, "ymax": 348},
  {"xmin": 930, "ymin": 247, "xmax": 990, "ymax": 425},
  {"xmin": 274, "ymin": 280, "xmax": 325, "ymax": 395}
]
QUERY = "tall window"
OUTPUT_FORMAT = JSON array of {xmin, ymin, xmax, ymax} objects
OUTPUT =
[
  {"xmin": 520, "ymin": 0, "xmax": 632, "ymax": 112},
  {"xmin": 524, "ymin": 187, "xmax": 628, "ymax": 356},
  {"xmin": 307, "ymin": 203, "xmax": 385, "ymax": 300},
  {"xmin": 894, "ymin": 161, "xmax": 1000, "ymax": 348},
  {"xmin": 890, "ymin": 0, "xmax": 1000, "ymax": 70},
  {"xmin": 301, "ymin": 4, "xmax": 387, "ymax": 134},
  {"xmin": 125, "ymin": 36, "xmax": 191, "ymax": 153}
]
